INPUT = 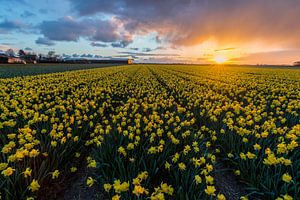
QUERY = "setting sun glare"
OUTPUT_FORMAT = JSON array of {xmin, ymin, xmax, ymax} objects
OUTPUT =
[{"xmin": 214, "ymin": 55, "xmax": 228, "ymax": 64}]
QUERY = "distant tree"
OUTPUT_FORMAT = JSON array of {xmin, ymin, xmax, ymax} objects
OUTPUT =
[
  {"xmin": 18, "ymin": 49, "xmax": 26, "ymax": 57},
  {"xmin": 48, "ymin": 51, "xmax": 55, "ymax": 57},
  {"xmin": 5, "ymin": 49, "xmax": 15, "ymax": 57}
]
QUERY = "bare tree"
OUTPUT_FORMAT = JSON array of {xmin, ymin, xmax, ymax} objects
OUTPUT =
[
  {"xmin": 5, "ymin": 49, "xmax": 15, "ymax": 57},
  {"xmin": 18, "ymin": 49, "xmax": 26, "ymax": 57}
]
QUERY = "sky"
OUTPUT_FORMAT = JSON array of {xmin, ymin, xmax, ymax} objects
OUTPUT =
[{"xmin": 0, "ymin": 0, "xmax": 300, "ymax": 64}]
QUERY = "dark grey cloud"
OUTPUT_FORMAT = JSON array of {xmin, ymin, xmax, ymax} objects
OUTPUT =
[
  {"xmin": 80, "ymin": 53, "xmax": 94, "ymax": 58},
  {"xmin": 70, "ymin": 0, "xmax": 188, "ymax": 22},
  {"xmin": 110, "ymin": 33, "xmax": 133, "ymax": 48},
  {"xmin": 1, "ymin": 42, "xmax": 13, "ymax": 45},
  {"xmin": 140, "ymin": 47, "xmax": 167, "ymax": 52},
  {"xmin": 118, "ymin": 51, "xmax": 179, "ymax": 57},
  {"xmin": 35, "ymin": 37, "xmax": 55, "ymax": 46},
  {"xmin": 20, "ymin": 11, "xmax": 35, "ymax": 18},
  {"xmin": 68, "ymin": 0, "xmax": 300, "ymax": 48},
  {"xmin": 0, "ymin": 19, "xmax": 29, "ymax": 33},
  {"xmin": 142, "ymin": 48, "xmax": 152, "ymax": 52},
  {"xmin": 155, "ymin": 46, "xmax": 168, "ymax": 50},
  {"xmin": 130, "ymin": 47, "xmax": 139, "ymax": 51},
  {"xmin": 39, "ymin": 17, "xmax": 95, "ymax": 42},
  {"xmin": 72, "ymin": 54, "xmax": 106, "ymax": 58},
  {"xmin": 62, "ymin": 53, "xmax": 71, "ymax": 58},
  {"xmin": 111, "ymin": 39, "xmax": 132, "ymax": 48},
  {"xmin": 24, "ymin": 47, "xmax": 33, "ymax": 51},
  {"xmin": 90, "ymin": 42, "xmax": 108, "ymax": 47},
  {"xmin": 38, "ymin": 16, "xmax": 133, "ymax": 47},
  {"xmin": 111, "ymin": 43, "xmax": 122, "ymax": 48}
]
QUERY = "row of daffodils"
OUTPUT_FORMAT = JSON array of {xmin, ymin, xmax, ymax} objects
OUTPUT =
[{"xmin": 0, "ymin": 65, "xmax": 299, "ymax": 199}]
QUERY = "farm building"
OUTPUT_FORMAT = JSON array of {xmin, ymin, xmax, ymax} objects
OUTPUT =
[
  {"xmin": 128, "ymin": 59, "xmax": 133, "ymax": 64},
  {"xmin": 0, "ymin": 54, "xmax": 26, "ymax": 64},
  {"xmin": 0, "ymin": 53, "xmax": 8, "ymax": 63},
  {"xmin": 38, "ymin": 55, "xmax": 62, "ymax": 63},
  {"xmin": 23, "ymin": 54, "xmax": 38, "ymax": 64},
  {"xmin": 19, "ymin": 50, "xmax": 38, "ymax": 64}
]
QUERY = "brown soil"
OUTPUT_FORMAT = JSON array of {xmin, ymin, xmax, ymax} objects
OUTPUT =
[
  {"xmin": 38, "ymin": 153, "xmax": 105, "ymax": 200},
  {"xmin": 38, "ymin": 167, "xmax": 105, "ymax": 200},
  {"xmin": 61, "ymin": 168, "xmax": 105, "ymax": 200},
  {"xmin": 214, "ymin": 161, "xmax": 257, "ymax": 200}
]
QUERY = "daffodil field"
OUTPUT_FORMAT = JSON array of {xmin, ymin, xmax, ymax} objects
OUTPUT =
[{"xmin": 0, "ymin": 65, "xmax": 299, "ymax": 200}]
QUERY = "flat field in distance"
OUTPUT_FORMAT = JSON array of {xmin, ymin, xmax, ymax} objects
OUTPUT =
[
  {"xmin": 0, "ymin": 63, "xmax": 120, "ymax": 78},
  {"xmin": 0, "ymin": 64, "xmax": 299, "ymax": 200}
]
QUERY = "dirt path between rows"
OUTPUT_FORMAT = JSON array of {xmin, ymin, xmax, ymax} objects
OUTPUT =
[
  {"xmin": 61, "ymin": 168, "xmax": 105, "ymax": 200},
  {"xmin": 214, "ymin": 161, "xmax": 249, "ymax": 200}
]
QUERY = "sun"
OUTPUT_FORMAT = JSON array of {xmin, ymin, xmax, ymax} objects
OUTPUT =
[{"xmin": 214, "ymin": 55, "xmax": 228, "ymax": 64}]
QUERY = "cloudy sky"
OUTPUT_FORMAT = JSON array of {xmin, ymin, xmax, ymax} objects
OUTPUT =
[{"xmin": 1, "ymin": 0, "xmax": 300, "ymax": 64}]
